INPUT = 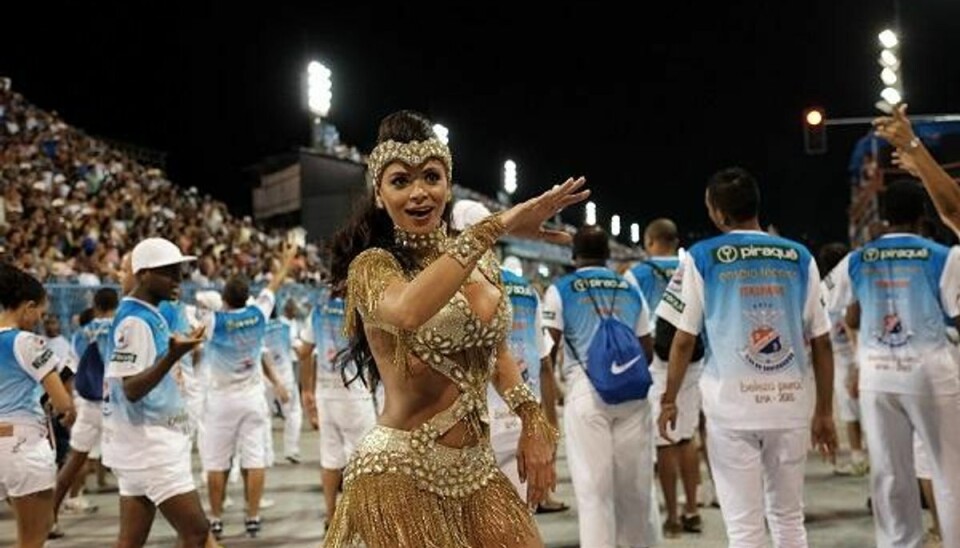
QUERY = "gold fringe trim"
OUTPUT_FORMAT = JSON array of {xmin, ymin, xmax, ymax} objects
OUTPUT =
[
  {"xmin": 324, "ymin": 471, "xmax": 538, "ymax": 548},
  {"xmin": 344, "ymin": 248, "xmax": 405, "ymax": 339}
]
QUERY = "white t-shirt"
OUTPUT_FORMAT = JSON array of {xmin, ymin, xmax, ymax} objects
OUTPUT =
[
  {"xmin": 667, "ymin": 232, "xmax": 830, "ymax": 430},
  {"xmin": 102, "ymin": 300, "xmax": 190, "ymax": 470},
  {"xmin": 0, "ymin": 329, "xmax": 61, "ymax": 424},
  {"xmin": 300, "ymin": 301, "xmax": 370, "ymax": 401},
  {"xmin": 542, "ymin": 267, "xmax": 652, "ymax": 377},
  {"xmin": 825, "ymin": 240, "xmax": 960, "ymax": 395},
  {"xmin": 46, "ymin": 334, "xmax": 76, "ymax": 374}
]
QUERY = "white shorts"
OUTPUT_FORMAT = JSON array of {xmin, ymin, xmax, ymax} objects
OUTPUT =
[
  {"xmin": 69, "ymin": 397, "xmax": 103, "ymax": 454},
  {"xmin": 318, "ymin": 397, "xmax": 376, "ymax": 470},
  {"xmin": 115, "ymin": 452, "xmax": 195, "ymax": 505},
  {"xmin": 0, "ymin": 423, "xmax": 56, "ymax": 499},
  {"xmin": 649, "ymin": 357, "xmax": 702, "ymax": 447},
  {"xmin": 834, "ymin": 355, "xmax": 860, "ymax": 423},
  {"xmin": 200, "ymin": 389, "xmax": 269, "ymax": 471}
]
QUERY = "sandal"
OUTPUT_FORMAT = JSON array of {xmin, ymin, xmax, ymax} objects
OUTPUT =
[{"xmin": 535, "ymin": 500, "xmax": 570, "ymax": 514}]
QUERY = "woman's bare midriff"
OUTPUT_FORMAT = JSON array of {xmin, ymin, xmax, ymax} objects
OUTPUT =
[
  {"xmin": 369, "ymin": 340, "xmax": 479, "ymax": 447},
  {"xmin": 365, "ymin": 278, "xmax": 502, "ymax": 449}
]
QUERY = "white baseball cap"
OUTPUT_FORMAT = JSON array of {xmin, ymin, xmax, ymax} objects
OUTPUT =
[
  {"xmin": 195, "ymin": 290, "xmax": 223, "ymax": 311},
  {"xmin": 131, "ymin": 238, "xmax": 196, "ymax": 274},
  {"xmin": 450, "ymin": 199, "xmax": 492, "ymax": 232},
  {"xmin": 502, "ymin": 255, "xmax": 523, "ymax": 277}
]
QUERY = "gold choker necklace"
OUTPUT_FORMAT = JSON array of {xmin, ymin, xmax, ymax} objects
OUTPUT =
[{"xmin": 394, "ymin": 223, "xmax": 447, "ymax": 252}]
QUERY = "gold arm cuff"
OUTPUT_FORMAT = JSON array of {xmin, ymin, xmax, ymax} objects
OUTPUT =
[
  {"xmin": 446, "ymin": 214, "xmax": 506, "ymax": 268},
  {"xmin": 515, "ymin": 401, "xmax": 560, "ymax": 445},
  {"xmin": 502, "ymin": 382, "xmax": 537, "ymax": 411}
]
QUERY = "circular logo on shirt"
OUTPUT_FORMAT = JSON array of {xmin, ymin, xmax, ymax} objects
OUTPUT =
[
  {"xmin": 717, "ymin": 245, "xmax": 739, "ymax": 264},
  {"xmin": 863, "ymin": 248, "xmax": 880, "ymax": 262},
  {"xmin": 875, "ymin": 312, "xmax": 912, "ymax": 348},
  {"xmin": 740, "ymin": 305, "xmax": 795, "ymax": 373}
]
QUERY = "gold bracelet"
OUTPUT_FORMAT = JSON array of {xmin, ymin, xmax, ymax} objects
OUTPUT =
[
  {"xmin": 446, "ymin": 214, "xmax": 506, "ymax": 268},
  {"xmin": 502, "ymin": 382, "xmax": 537, "ymax": 411},
  {"xmin": 516, "ymin": 401, "xmax": 560, "ymax": 444}
]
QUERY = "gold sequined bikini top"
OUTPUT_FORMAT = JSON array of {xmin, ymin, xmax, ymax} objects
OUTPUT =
[{"xmin": 345, "ymin": 245, "xmax": 511, "ymax": 446}]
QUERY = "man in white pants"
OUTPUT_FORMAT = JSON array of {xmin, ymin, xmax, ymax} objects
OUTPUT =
[
  {"xmin": 197, "ymin": 244, "xmax": 296, "ymax": 539},
  {"xmin": 300, "ymin": 288, "xmax": 376, "ymax": 529},
  {"xmin": 626, "ymin": 218, "xmax": 704, "ymax": 538},
  {"xmin": 543, "ymin": 225, "xmax": 656, "ymax": 548},
  {"xmin": 658, "ymin": 168, "xmax": 837, "ymax": 548},
  {"xmin": 825, "ymin": 180, "xmax": 960, "ymax": 548}
]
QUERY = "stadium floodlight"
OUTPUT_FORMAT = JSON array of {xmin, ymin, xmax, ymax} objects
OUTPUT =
[
  {"xmin": 880, "ymin": 67, "xmax": 898, "ymax": 86},
  {"xmin": 611, "ymin": 214, "xmax": 621, "ymax": 236},
  {"xmin": 880, "ymin": 87, "xmax": 902, "ymax": 106},
  {"xmin": 630, "ymin": 223, "xmax": 640, "ymax": 244},
  {"xmin": 307, "ymin": 61, "xmax": 332, "ymax": 117},
  {"xmin": 433, "ymin": 124, "xmax": 449, "ymax": 145},
  {"xmin": 503, "ymin": 160, "xmax": 517, "ymax": 195},
  {"xmin": 878, "ymin": 29, "xmax": 899, "ymax": 49},
  {"xmin": 875, "ymin": 27, "xmax": 903, "ymax": 116},
  {"xmin": 879, "ymin": 49, "xmax": 899, "ymax": 68},
  {"xmin": 585, "ymin": 201, "xmax": 597, "ymax": 226}
]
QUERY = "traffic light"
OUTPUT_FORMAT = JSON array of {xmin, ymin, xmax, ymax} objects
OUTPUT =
[{"xmin": 803, "ymin": 108, "xmax": 827, "ymax": 155}]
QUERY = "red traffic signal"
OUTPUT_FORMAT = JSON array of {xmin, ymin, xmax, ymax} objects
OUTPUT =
[{"xmin": 803, "ymin": 108, "xmax": 827, "ymax": 154}]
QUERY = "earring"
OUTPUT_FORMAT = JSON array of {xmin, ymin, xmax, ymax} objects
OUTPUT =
[{"xmin": 375, "ymin": 197, "xmax": 384, "ymax": 209}]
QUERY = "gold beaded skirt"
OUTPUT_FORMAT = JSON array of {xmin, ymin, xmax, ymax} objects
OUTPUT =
[{"xmin": 323, "ymin": 425, "xmax": 539, "ymax": 548}]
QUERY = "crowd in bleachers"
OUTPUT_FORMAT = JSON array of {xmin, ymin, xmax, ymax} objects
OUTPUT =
[{"xmin": 0, "ymin": 83, "xmax": 324, "ymax": 286}]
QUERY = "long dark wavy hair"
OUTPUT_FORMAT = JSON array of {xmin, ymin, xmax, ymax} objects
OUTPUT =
[{"xmin": 327, "ymin": 110, "xmax": 453, "ymax": 388}]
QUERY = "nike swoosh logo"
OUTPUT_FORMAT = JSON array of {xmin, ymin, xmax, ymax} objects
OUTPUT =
[{"xmin": 610, "ymin": 355, "xmax": 642, "ymax": 375}]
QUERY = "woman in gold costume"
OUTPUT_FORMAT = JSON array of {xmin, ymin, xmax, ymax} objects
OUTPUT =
[{"xmin": 324, "ymin": 110, "xmax": 589, "ymax": 547}]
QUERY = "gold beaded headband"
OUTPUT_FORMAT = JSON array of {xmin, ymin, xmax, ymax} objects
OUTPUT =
[{"xmin": 366, "ymin": 138, "xmax": 453, "ymax": 187}]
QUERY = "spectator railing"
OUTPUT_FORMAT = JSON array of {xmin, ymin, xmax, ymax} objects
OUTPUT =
[{"xmin": 45, "ymin": 282, "xmax": 326, "ymax": 336}]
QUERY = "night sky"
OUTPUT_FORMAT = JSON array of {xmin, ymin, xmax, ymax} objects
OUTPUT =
[{"xmin": 4, "ymin": 1, "xmax": 959, "ymax": 249}]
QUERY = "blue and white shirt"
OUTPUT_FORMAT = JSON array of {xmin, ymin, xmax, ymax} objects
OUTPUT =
[
  {"xmin": 264, "ymin": 319, "xmax": 295, "ymax": 386},
  {"xmin": 0, "ymin": 328, "xmax": 61, "ymax": 426},
  {"xmin": 73, "ymin": 317, "xmax": 114, "ymax": 363},
  {"xmin": 663, "ymin": 230, "xmax": 830, "ymax": 430},
  {"xmin": 825, "ymin": 234, "xmax": 960, "ymax": 395},
  {"xmin": 489, "ymin": 269, "xmax": 550, "ymax": 435},
  {"xmin": 543, "ymin": 266, "xmax": 652, "ymax": 377},
  {"xmin": 199, "ymin": 290, "xmax": 274, "ymax": 392},
  {"xmin": 625, "ymin": 256, "xmax": 681, "ymax": 316},
  {"xmin": 301, "ymin": 295, "xmax": 368, "ymax": 400},
  {"xmin": 103, "ymin": 297, "xmax": 189, "ymax": 470}
]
